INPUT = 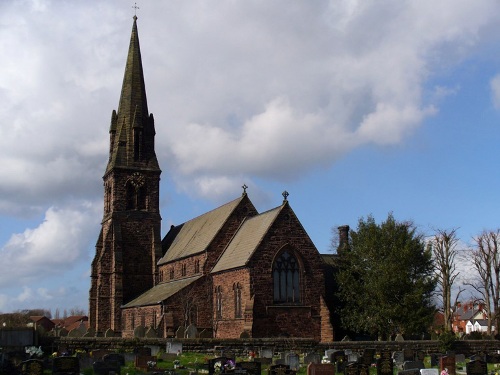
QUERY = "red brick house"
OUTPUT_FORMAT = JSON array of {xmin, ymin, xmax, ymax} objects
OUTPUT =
[{"xmin": 89, "ymin": 16, "xmax": 334, "ymax": 342}]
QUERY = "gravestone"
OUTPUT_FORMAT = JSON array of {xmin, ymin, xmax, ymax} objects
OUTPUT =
[
  {"xmin": 359, "ymin": 349, "xmax": 375, "ymax": 366},
  {"xmin": 134, "ymin": 325, "xmax": 145, "ymax": 338},
  {"xmin": 145, "ymin": 327, "xmax": 158, "ymax": 338},
  {"xmin": 92, "ymin": 360, "xmax": 121, "ymax": 375},
  {"xmin": 134, "ymin": 347, "xmax": 152, "ymax": 356},
  {"xmin": 403, "ymin": 361, "xmax": 425, "ymax": 370},
  {"xmin": 307, "ymin": 363, "xmax": 335, "ymax": 375},
  {"xmin": 274, "ymin": 359, "xmax": 286, "ymax": 366},
  {"xmin": 20, "ymin": 359, "xmax": 43, "ymax": 375},
  {"xmin": 466, "ymin": 360, "xmax": 487, "ymax": 375},
  {"xmin": 285, "ymin": 353, "xmax": 300, "ymax": 371},
  {"xmin": 185, "ymin": 324, "xmax": 198, "ymax": 338},
  {"xmin": 236, "ymin": 361, "xmax": 261, "ymax": 375},
  {"xmin": 325, "ymin": 350, "xmax": 335, "ymax": 361},
  {"xmin": 376, "ymin": 351, "xmax": 393, "ymax": 375},
  {"xmin": 104, "ymin": 328, "xmax": 115, "ymax": 337},
  {"xmin": 440, "ymin": 355, "xmax": 456, "ymax": 375},
  {"xmin": 261, "ymin": 347, "xmax": 274, "ymax": 359},
  {"xmin": 166, "ymin": 341, "xmax": 183, "ymax": 354},
  {"xmin": 103, "ymin": 353, "xmax": 125, "ymax": 366},
  {"xmin": 456, "ymin": 354, "xmax": 466, "ymax": 364},
  {"xmin": 403, "ymin": 349, "xmax": 415, "ymax": 362},
  {"xmin": 135, "ymin": 355, "xmax": 157, "ymax": 371},
  {"xmin": 175, "ymin": 326, "xmax": 185, "ymax": 339},
  {"xmin": 420, "ymin": 369, "xmax": 439, "ymax": 375},
  {"xmin": 331, "ymin": 350, "xmax": 346, "ymax": 373},
  {"xmin": 52, "ymin": 356, "xmax": 80, "ymax": 375},
  {"xmin": 398, "ymin": 370, "xmax": 420, "ymax": 375},
  {"xmin": 200, "ymin": 329, "xmax": 212, "ymax": 338},
  {"xmin": 304, "ymin": 353, "xmax": 322, "ymax": 364},
  {"xmin": 268, "ymin": 364, "xmax": 293, "ymax": 375},
  {"xmin": 417, "ymin": 352, "xmax": 426, "ymax": 361},
  {"xmin": 393, "ymin": 352, "xmax": 405, "ymax": 368}
]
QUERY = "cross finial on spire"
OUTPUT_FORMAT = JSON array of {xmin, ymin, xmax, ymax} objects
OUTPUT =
[
  {"xmin": 242, "ymin": 184, "xmax": 248, "ymax": 196},
  {"xmin": 132, "ymin": 2, "xmax": 139, "ymax": 17},
  {"xmin": 282, "ymin": 190, "xmax": 289, "ymax": 202}
]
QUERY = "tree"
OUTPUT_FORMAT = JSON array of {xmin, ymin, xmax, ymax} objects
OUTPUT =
[
  {"xmin": 431, "ymin": 228, "xmax": 463, "ymax": 332},
  {"xmin": 470, "ymin": 229, "xmax": 500, "ymax": 335},
  {"xmin": 335, "ymin": 213, "xmax": 436, "ymax": 339}
]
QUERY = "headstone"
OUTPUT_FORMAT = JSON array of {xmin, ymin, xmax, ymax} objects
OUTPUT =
[
  {"xmin": 175, "ymin": 326, "xmax": 185, "ymax": 339},
  {"xmin": 455, "ymin": 354, "xmax": 466, "ymax": 364},
  {"xmin": 145, "ymin": 327, "xmax": 158, "ymax": 338},
  {"xmin": 199, "ymin": 329, "xmax": 212, "ymax": 338},
  {"xmin": 440, "ymin": 355, "xmax": 456, "ymax": 375},
  {"xmin": 393, "ymin": 352, "xmax": 405, "ymax": 367},
  {"xmin": 261, "ymin": 348, "xmax": 274, "ymax": 359},
  {"xmin": 236, "ymin": 361, "xmax": 261, "ymax": 375},
  {"xmin": 285, "ymin": 353, "xmax": 300, "ymax": 371},
  {"xmin": 304, "ymin": 353, "xmax": 322, "ymax": 364},
  {"xmin": 104, "ymin": 328, "xmax": 115, "ymax": 337},
  {"xmin": 20, "ymin": 359, "xmax": 44, "ymax": 375},
  {"xmin": 134, "ymin": 347, "xmax": 152, "ymax": 356},
  {"xmin": 376, "ymin": 351, "xmax": 393, "ymax": 375},
  {"xmin": 404, "ymin": 350, "xmax": 415, "ymax": 362},
  {"xmin": 147, "ymin": 345, "xmax": 161, "ymax": 356},
  {"xmin": 360, "ymin": 349, "xmax": 375, "ymax": 366},
  {"xmin": 420, "ymin": 369, "xmax": 439, "ymax": 375},
  {"xmin": 268, "ymin": 364, "xmax": 293, "ymax": 375},
  {"xmin": 52, "ymin": 356, "xmax": 80, "ymax": 375},
  {"xmin": 185, "ymin": 324, "xmax": 198, "ymax": 338},
  {"xmin": 395, "ymin": 333, "xmax": 405, "ymax": 341},
  {"xmin": 134, "ymin": 325, "xmax": 145, "ymax": 338},
  {"xmin": 135, "ymin": 355, "xmax": 157, "ymax": 371},
  {"xmin": 92, "ymin": 360, "xmax": 121, "ymax": 375},
  {"xmin": 417, "ymin": 352, "xmax": 426, "ymax": 361},
  {"xmin": 398, "ymin": 370, "xmax": 420, "ymax": 375},
  {"xmin": 331, "ymin": 350, "xmax": 346, "ymax": 373},
  {"xmin": 274, "ymin": 359, "xmax": 286, "ymax": 366},
  {"xmin": 466, "ymin": 360, "xmax": 487, "ymax": 375},
  {"xmin": 348, "ymin": 353, "xmax": 359, "ymax": 363},
  {"xmin": 103, "ymin": 353, "xmax": 125, "ymax": 366},
  {"xmin": 166, "ymin": 341, "xmax": 183, "ymax": 354},
  {"xmin": 67, "ymin": 328, "xmax": 82, "ymax": 337},
  {"xmin": 307, "ymin": 363, "xmax": 335, "ymax": 375},
  {"xmin": 403, "ymin": 361, "xmax": 425, "ymax": 370},
  {"xmin": 325, "ymin": 350, "xmax": 335, "ymax": 361}
]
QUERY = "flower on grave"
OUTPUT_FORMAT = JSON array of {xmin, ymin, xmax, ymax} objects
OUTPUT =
[
  {"xmin": 147, "ymin": 360, "xmax": 157, "ymax": 369},
  {"xmin": 225, "ymin": 359, "xmax": 236, "ymax": 370},
  {"xmin": 25, "ymin": 346, "xmax": 43, "ymax": 358},
  {"xmin": 214, "ymin": 361, "xmax": 222, "ymax": 373}
]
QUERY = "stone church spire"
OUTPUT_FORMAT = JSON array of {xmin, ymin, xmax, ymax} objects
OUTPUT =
[
  {"xmin": 89, "ymin": 16, "xmax": 162, "ymax": 335},
  {"xmin": 107, "ymin": 15, "xmax": 159, "ymax": 173}
]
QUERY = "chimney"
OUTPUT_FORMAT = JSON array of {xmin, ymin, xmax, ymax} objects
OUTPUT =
[{"xmin": 337, "ymin": 225, "xmax": 350, "ymax": 253}]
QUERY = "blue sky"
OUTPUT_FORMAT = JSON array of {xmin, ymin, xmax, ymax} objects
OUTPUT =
[{"xmin": 0, "ymin": 0, "xmax": 500, "ymax": 314}]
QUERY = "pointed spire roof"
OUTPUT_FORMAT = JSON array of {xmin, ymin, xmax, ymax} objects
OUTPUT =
[{"xmin": 107, "ymin": 16, "xmax": 159, "ymax": 172}]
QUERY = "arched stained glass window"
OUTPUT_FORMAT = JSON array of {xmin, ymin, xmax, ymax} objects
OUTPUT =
[{"xmin": 273, "ymin": 250, "xmax": 300, "ymax": 304}]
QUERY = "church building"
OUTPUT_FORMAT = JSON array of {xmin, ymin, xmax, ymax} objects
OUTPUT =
[{"xmin": 89, "ymin": 17, "xmax": 335, "ymax": 342}]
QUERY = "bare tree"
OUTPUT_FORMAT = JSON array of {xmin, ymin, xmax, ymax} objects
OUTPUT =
[
  {"xmin": 470, "ymin": 230, "xmax": 500, "ymax": 335},
  {"xmin": 431, "ymin": 228, "xmax": 463, "ymax": 332}
]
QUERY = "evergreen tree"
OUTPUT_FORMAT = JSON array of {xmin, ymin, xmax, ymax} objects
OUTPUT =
[{"xmin": 335, "ymin": 213, "xmax": 436, "ymax": 339}]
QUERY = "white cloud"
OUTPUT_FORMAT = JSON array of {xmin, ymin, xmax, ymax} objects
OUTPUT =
[{"xmin": 490, "ymin": 74, "xmax": 500, "ymax": 109}]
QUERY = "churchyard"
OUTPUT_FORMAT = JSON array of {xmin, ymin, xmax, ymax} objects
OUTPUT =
[{"xmin": 2, "ymin": 343, "xmax": 500, "ymax": 375}]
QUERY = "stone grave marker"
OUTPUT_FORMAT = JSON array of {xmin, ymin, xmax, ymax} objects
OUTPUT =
[
  {"xmin": 376, "ymin": 351, "xmax": 393, "ymax": 375},
  {"xmin": 398, "ymin": 370, "xmax": 420, "ymax": 375},
  {"xmin": 420, "ymin": 369, "xmax": 439, "ymax": 375},
  {"xmin": 332, "ymin": 350, "xmax": 346, "ymax": 373},
  {"xmin": 145, "ymin": 327, "xmax": 158, "ymax": 338},
  {"xmin": 147, "ymin": 345, "xmax": 161, "ymax": 356},
  {"xmin": 393, "ymin": 352, "xmax": 405, "ymax": 368},
  {"xmin": 134, "ymin": 325, "xmax": 145, "ymax": 338},
  {"xmin": 403, "ymin": 361, "xmax": 425, "ymax": 370},
  {"xmin": 440, "ymin": 355, "xmax": 456, "ymax": 375},
  {"xmin": 404, "ymin": 349, "xmax": 415, "ymax": 362},
  {"xmin": 348, "ymin": 352, "xmax": 359, "ymax": 363},
  {"xmin": 236, "ymin": 361, "xmax": 261, "ymax": 375},
  {"xmin": 185, "ymin": 323, "xmax": 198, "ymax": 338},
  {"xmin": 52, "ymin": 356, "xmax": 80, "ymax": 375},
  {"xmin": 417, "ymin": 351, "xmax": 426, "ymax": 361},
  {"xmin": 466, "ymin": 359, "xmax": 487, "ymax": 375},
  {"xmin": 359, "ymin": 349, "xmax": 375, "ymax": 366},
  {"xmin": 304, "ymin": 353, "xmax": 322, "ymax": 364},
  {"xmin": 135, "ymin": 355, "xmax": 157, "ymax": 372},
  {"xmin": 200, "ymin": 329, "xmax": 212, "ymax": 338},
  {"xmin": 395, "ymin": 333, "xmax": 405, "ymax": 341},
  {"xmin": 20, "ymin": 359, "xmax": 44, "ymax": 375},
  {"xmin": 175, "ymin": 326, "xmax": 185, "ymax": 338},
  {"xmin": 167, "ymin": 340, "xmax": 183, "ymax": 354},
  {"xmin": 285, "ymin": 352, "xmax": 300, "ymax": 371},
  {"xmin": 325, "ymin": 349, "xmax": 335, "ymax": 361},
  {"xmin": 268, "ymin": 364, "xmax": 293, "ymax": 375},
  {"xmin": 456, "ymin": 354, "xmax": 466, "ymax": 364},
  {"xmin": 103, "ymin": 353, "xmax": 125, "ymax": 366},
  {"xmin": 307, "ymin": 363, "xmax": 335, "ymax": 375},
  {"xmin": 92, "ymin": 360, "xmax": 121, "ymax": 375},
  {"xmin": 134, "ymin": 347, "xmax": 152, "ymax": 356},
  {"xmin": 274, "ymin": 359, "xmax": 286, "ymax": 365},
  {"xmin": 104, "ymin": 328, "xmax": 115, "ymax": 337}
]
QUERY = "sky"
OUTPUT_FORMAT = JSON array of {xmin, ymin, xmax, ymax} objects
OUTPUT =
[{"xmin": 1, "ymin": 0, "xmax": 500, "ymax": 314}]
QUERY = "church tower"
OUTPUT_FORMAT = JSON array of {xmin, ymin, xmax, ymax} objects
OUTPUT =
[{"xmin": 89, "ymin": 16, "xmax": 162, "ymax": 335}]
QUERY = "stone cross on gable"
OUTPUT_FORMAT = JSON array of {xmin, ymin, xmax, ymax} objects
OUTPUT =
[
  {"xmin": 242, "ymin": 184, "xmax": 248, "ymax": 195},
  {"xmin": 132, "ymin": 2, "xmax": 139, "ymax": 16},
  {"xmin": 282, "ymin": 190, "xmax": 289, "ymax": 202}
]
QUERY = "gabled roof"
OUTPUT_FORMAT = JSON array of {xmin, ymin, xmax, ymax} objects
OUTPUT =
[
  {"xmin": 159, "ymin": 196, "xmax": 246, "ymax": 264},
  {"xmin": 211, "ymin": 205, "xmax": 283, "ymax": 273},
  {"xmin": 123, "ymin": 275, "xmax": 202, "ymax": 308}
]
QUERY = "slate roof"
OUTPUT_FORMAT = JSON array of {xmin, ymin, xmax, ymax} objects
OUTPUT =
[
  {"xmin": 158, "ymin": 196, "xmax": 245, "ymax": 265},
  {"xmin": 211, "ymin": 205, "xmax": 282, "ymax": 273},
  {"xmin": 123, "ymin": 275, "xmax": 202, "ymax": 308}
]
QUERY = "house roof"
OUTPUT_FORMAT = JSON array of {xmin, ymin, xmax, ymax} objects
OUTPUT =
[
  {"xmin": 158, "ymin": 196, "xmax": 245, "ymax": 264},
  {"xmin": 123, "ymin": 275, "xmax": 202, "ymax": 308},
  {"xmin": 211, "ymin": 205, "xmax": 282, "ymax": 273}
]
